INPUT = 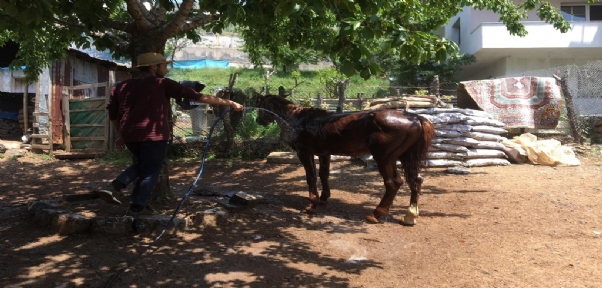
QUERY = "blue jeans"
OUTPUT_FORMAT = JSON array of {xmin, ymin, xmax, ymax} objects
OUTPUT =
[{"xmin": 114, "ymin": 140, "xmax": 168, "ymax": 207}]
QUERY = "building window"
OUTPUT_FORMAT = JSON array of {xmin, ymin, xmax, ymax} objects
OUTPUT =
[
  {"xmin": 561, "ymin": 5, "xmax": 586, "ymax": 21},
  {"xmin": 561, "ymin": 4, "xmax": 602, "ymax": 21},
  {"xmin": 591, "ymin": 5, "xmax": 602, "ymax": 21}
]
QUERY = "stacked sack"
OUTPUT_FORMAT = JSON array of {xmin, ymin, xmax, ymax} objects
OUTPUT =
[{"xmin": 411, "ymin": 107, "xmax": 511, "ymax": 167}]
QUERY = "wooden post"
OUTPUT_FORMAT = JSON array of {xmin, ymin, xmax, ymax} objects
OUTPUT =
[
  {"xmin": 336, "ymin": 79, "xmax": 349, "ymax": 113},
  {"xmin": 45, "ymin": 93, "xmax": 53, "ymax": 156},
  {"xmin": 106, "ymin": 71, "xmax": 114, "ymax": 151},
  {"xmin": 22, "ymin": 85, "xmax": 28, "ymax": 134},
  {"xmin": 220, "ymin": 73, "xmax": 238, "ymax": 153},
  {"xmin": 359, "ymin": 93, "xmax": 366, "ymax": 110},
  {"xmin": 430, "ymin": 75, "xmax": 440, "ymax": 98},
  {"xmin": 554, "ymin": 72, "xmax": 583, "ymax": 144},
  {"xmin": 317, "ymin": 92, "xmax": 323, "ymax": 109},
  {"xmin": 62, "ymin": 87, "xmax": 72, "ymax": 152}
]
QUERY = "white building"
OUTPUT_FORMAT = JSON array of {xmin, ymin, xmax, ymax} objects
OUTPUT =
[{"xmin": 438, "ymin": 0, "xmax": 602, "ymax": 81}]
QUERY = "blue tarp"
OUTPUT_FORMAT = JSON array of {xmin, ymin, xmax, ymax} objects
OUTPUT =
[
  {"xmin": 172, "ymin": 59, "xmax": 229, "ymax": 69},
  {"xmin": 0, "ymin": 66, "xmax": 26, "ymax": 70},
  {"xmin": 0, "ymin": 112, "xmax": 19, "ymax": 121}
]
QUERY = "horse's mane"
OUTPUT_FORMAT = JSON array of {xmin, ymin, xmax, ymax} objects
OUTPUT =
[
  {"xmin": 263, "ymin": 95, "xmax": 332, "ymax": 116},
  {"xmin": 262, "ymin": 95, "xmax": 355, "ymax": 137}
]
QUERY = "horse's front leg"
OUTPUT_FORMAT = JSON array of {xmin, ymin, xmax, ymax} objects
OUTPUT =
[
  {"xmin": 297, "ymin": 151, "xmax": 320, "ymax": 211},
  {"xmin": 318, "ymin": 155, "xmax": 331, "ymax": 203}
]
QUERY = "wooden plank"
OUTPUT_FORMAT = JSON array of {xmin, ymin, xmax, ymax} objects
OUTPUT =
[
  {"xmin": 70, "ymin": 136, "xmax": 106, "ymax": 141},
  {"xmin": 69, "ymin": 108, "xmax": 106, "ymax": 113},
  {"xmin": 63, "ymin": 88, "xmax": 71, "ymax": 152},
  {"xmin": 45, "ymin": 92, "xmax": 53, "ymax": 156},
  {"xmin": 54, "ymin": 152, "xmax": 105, "ymax": 159},
  {"xmin": 31, "ymin": 143, "xmax": 51, "ymax": 150},
  {"xmin": 67, "ymin": 97, "xmax": 106, "ymax": 103},
  {"xmin": 70, "ymin": 124, "xmax": 105, "ymax": 127},
  {"xmin": 23, "ymin": 85, "xmax": 28, "ymax": 134},
  {"xmin": 66, "ymin": 82, "xmax": 108, "ymax": 91},
  {"xmin": 105, "ymin": 75, "xmax": 112, "ymax": 152},
  {"xmin": 30, "ymin": 134, "xmax": 50, "ymax": 139}
]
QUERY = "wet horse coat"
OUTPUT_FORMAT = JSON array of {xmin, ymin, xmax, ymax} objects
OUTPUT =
[{"xmin": 256, "ymin": 95, "xmax": 435, "ymax": 224}]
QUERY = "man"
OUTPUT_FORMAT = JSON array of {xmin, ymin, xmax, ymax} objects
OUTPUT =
[{"xmin": 95, "ymin": 52, "xmax": 244, "ymax": 215}]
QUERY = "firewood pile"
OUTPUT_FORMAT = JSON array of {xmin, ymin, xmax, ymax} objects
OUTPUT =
[{"xmin": 363, "ymin": 95, "xmax": 446, "ymax": 110}]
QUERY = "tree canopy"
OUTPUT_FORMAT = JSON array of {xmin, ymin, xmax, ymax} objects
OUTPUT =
[{"xmin": 0, "ymin": 0, "xmax": 580, "ymax": 82}]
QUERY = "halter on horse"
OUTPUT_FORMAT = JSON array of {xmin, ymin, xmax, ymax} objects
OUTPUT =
[{"xmin": 255, "ymin": 94, "xmax": 435, "ymax": 225}]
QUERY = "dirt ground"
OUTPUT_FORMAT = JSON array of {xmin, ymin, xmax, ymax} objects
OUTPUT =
[{"xmin": 1, "ymin": 140, "xmax": 602, "ymax": 288}]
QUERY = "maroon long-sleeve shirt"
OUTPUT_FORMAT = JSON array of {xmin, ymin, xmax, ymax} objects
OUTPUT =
[{"xmin": 107, "ymin": 76, "xmax": 201, "ymax": 143}]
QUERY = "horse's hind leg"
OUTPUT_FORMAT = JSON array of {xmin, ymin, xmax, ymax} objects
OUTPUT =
[
  {"xmin": 318, "ymin": 155, "xmax": 331, "ymax": 203},
  {"xmin": 365, "ymin": 159, "xmax": 403, "ymax": 224},
  {"xmin": 402, "ymin": 169, "xmax": 424, "ymax": 226},
  {"xmin": 297, "ymin": 151, "xmax": 320, "ymax": 211}
]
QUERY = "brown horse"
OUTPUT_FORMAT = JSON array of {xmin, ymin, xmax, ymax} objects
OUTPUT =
[{"xmin": 255, "ymin": 94, "xmax": 435, "ymax": 225}]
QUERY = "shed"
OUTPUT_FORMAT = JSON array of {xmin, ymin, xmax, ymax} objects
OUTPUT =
[{"xmin": 0, "ymin": 42, "xmax": 131, "ymax": 156}]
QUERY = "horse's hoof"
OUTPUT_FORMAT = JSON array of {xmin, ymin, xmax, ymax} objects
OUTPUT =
[
  {"xmin": 402, "ymin": 205, "xmax": 419, "ymax": 226},
  {"xmin": 402, "ymin": 215, "xmax": 417, "ymax": 226},
  {"xmin": 304, "ymin": 203, "xmax": 317, "ymax": 212},
  {"xmin": 364, "ymin": 214, "xmax": 380, "ymax": 224}
]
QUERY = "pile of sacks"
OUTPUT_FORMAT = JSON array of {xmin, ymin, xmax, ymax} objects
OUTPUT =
[
  {"xmin": 358, "ymin": 107, "xmax": 583, "ymax": 168},
  {"xmin": 359, "ymin": 107, "xmax": 512, "ymax": 168},
  {"xmin": 413, "ymin": 108, "xmax": 511, "ymax": 167}
]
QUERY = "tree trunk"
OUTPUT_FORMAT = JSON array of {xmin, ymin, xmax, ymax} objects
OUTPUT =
[
  {"xmin": 336, "ymin": 79, "xmax": 349, "ymax": 113},
  {"xmin": 151, "ymin": 161, "xmax": 173, "ymax": 203},
  {"xmin": 219, "ymin": 91, "xmax": 235, "ymax": 153}
]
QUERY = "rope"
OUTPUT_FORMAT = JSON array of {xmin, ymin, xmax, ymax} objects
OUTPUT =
[{"xmin": 104, "ymin": 106, "xmax": 278, "ymax": 287}]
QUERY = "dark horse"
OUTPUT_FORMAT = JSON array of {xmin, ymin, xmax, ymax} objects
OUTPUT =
[{"xmin": 255, "ymin": 94, "xmax": 436, "ymax": 225}]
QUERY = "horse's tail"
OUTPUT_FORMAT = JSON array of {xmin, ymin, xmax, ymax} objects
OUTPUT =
[{"xmin": 400, "ymin": 116, "xmax": 435, "ymax": 185}]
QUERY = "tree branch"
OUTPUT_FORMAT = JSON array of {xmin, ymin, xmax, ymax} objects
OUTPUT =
[
  {"xmin": 101, "ymin": 18, "xmax": 134, "ymax": 33},
  {"xmin": 180, "ymin": 14, "xmax": 216, "ymax": 34},
  {"xmin": 88, "ymin": 31, "xmax": 131, "ymax": 54},
  {"xmin": 125, "ymin": 0, "xmax": 152, "ymax": 31},
  {"xmin": 161, "ymin": 0, "xmax": 195, "ymax": 37}
]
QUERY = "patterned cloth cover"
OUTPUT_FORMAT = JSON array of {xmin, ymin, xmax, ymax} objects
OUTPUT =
[{"xmin": 457, "ymin": 76, "xmax": 562, "ymax": 129}]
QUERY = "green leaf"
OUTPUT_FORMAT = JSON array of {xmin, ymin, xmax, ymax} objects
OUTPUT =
[
  {"xmin": 340, "ymin": 60, "xmax": 356, "ymax": 77},
  {"xmin": 276, "ymin": 1, "xmax": 296, "ymax": 16}
]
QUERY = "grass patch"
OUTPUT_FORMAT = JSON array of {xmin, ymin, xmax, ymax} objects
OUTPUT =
[
  {"xmin": 97, "ymin": 150, "xmax": 132, "ymax": 166},
  {"xmin": 167, "ymin": 67, "xmax": 390, "ymax": 100},
  {"xmin": 29, "ymin": 152, "xmax": 54, "ymax": 161}
]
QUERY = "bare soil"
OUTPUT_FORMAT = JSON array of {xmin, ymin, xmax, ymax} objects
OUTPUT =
[{"xmin": 1, "ymin": 141, "xmax": 602, "ymax": 288}]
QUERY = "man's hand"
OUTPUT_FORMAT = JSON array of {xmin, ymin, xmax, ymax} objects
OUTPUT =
[{"xmin": 230, "ymin": 102, "xmax": 244, "ymax": 111}]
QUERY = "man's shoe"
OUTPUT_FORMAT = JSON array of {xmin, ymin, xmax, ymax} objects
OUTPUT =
[
  {"xmin": 93, "ymin": 183, "xmax": 125, "ymax": 205},
  {"xmin": 125, "ymin": 205, "xmax": 159, "ymax": 217},
  {"xmin": 93, "ymin": 189, "xmax": 122, "ymax": 205}
]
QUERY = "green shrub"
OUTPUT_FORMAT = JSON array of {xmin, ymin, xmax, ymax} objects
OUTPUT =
[
  {"xmin": 235, "ymin": 110, "xmax": 281, "ymax": 140},
  {"xmin": 167, "ymin": 67, "xmax": 389, "ymax": 100}
]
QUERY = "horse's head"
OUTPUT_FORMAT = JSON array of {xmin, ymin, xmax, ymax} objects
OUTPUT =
[{"xmin": 255, "ymin": 93, "xmax": 288, "ymax": 126}]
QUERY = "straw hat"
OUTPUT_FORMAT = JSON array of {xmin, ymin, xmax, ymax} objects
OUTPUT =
[{"xmin": 134, "ymin": 52, "xmax": 174, "ymax": 68}]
